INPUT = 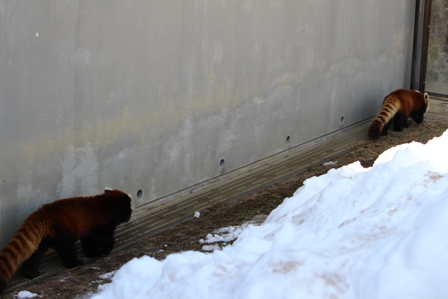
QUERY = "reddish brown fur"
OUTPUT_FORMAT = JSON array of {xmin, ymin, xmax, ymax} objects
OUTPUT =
[
  {"xmin": 368, "ymin": 89, "xmax": 429, "ymax": 140},
  {"xmin": 0, "ymin": 189, "xmax": 132, "ymax": 293}
]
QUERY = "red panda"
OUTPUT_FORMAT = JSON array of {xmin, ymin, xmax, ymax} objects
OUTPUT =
[
  {"xmin": 368, "ymin": 89, "xmax": 430, "ymax": 140},
  {"xmin": 0, "ymin": 188, "xmax": 133, "ymax": 294}
]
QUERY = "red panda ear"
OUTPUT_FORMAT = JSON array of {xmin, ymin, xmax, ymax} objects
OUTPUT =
[{"xmin": 104, "ymin": 187, "xmax": 113, "ymax": 193}]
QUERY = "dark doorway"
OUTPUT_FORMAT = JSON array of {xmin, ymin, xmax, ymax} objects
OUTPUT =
[
  {"xmin": 425, "ymin": 0, "xmax": 448, "ymax": 97},
  {"xmin": 413, "ymin": 0, "xmax": 448, "ymax": 98}
]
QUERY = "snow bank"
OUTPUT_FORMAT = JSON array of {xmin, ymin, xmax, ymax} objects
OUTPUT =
[
  {"xmin": 92, "ymin": 130, "xmax": 448, "ymax": 299},
  {"xmin": 15, "ymin": 290, "xmax": 38, "ymax": 298}
]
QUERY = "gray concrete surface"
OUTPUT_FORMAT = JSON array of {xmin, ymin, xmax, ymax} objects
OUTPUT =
[{"xmin": 0, "ymin": 1, "xmax": 416, "ymax": 247}]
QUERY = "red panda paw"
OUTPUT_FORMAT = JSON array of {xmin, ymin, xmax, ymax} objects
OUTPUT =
[
  {"xmin": 0, "ymin": 279, "xmax": 7, "ymax": 294},
  {"xmin": 76, "ymin": 259, "xmax": 84, "ymax": 266},
  {"xmin": 22, "ymin": 267, "xmax": 42, "ymax": 279},
  {"xmin": 62, "ymin": 258, "xmax": 84, "ymax": 269}
]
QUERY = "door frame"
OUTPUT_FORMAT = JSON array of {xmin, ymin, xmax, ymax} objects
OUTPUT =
[{"xmin": 411, "ymin": 0, "xmax": 432, "ymax": 93}]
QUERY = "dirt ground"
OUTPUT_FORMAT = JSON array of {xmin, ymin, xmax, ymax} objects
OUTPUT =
[{"xmin": 2, "ymin": 120, "xmax": 448, "ymax": 299}]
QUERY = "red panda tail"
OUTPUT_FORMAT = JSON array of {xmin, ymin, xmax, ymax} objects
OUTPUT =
[
  {"xmin": 368, "ymin": 97, "xmax": 401, "ymax": 140},
  {"xmin": 0, "ymin": 217, "xmax": 48, "ymax": 293}
]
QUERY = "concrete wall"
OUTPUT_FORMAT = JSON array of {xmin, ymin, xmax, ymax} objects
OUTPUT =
[{"xmin": 0, "ymin": 0, "xmax": 416, "ymax": 247}]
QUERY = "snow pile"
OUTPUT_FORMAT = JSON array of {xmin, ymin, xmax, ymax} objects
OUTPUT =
[
  {"xmin": 322, "ymin": 160, "xmax": 337, "ymax": 167},
  {"xmin": 199, "ymin": 215, "xmax": 267, "ymax": 251},
  {"xmin": 15, "ymin": 290, "xmax": 38, "ymax": 298},
  {"xmin": 200, "ymin": 225, "xmax": 244, "ymax": 244},
  {"xmin": 92, "ymin": 130, "xmax": 448, "ymax": 299},
  {"xmin": 98, "ymin": 271, "xmax": 116, "ymax": 280}
]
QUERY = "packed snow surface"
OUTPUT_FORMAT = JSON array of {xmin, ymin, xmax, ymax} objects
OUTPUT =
[
  {"xmin": 15, "ymin": 290, "xmax": 38, "ymax": 298},
  {"xmin": 92, "ymin": 130, "xmax": 448, "ymax": 299}
]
